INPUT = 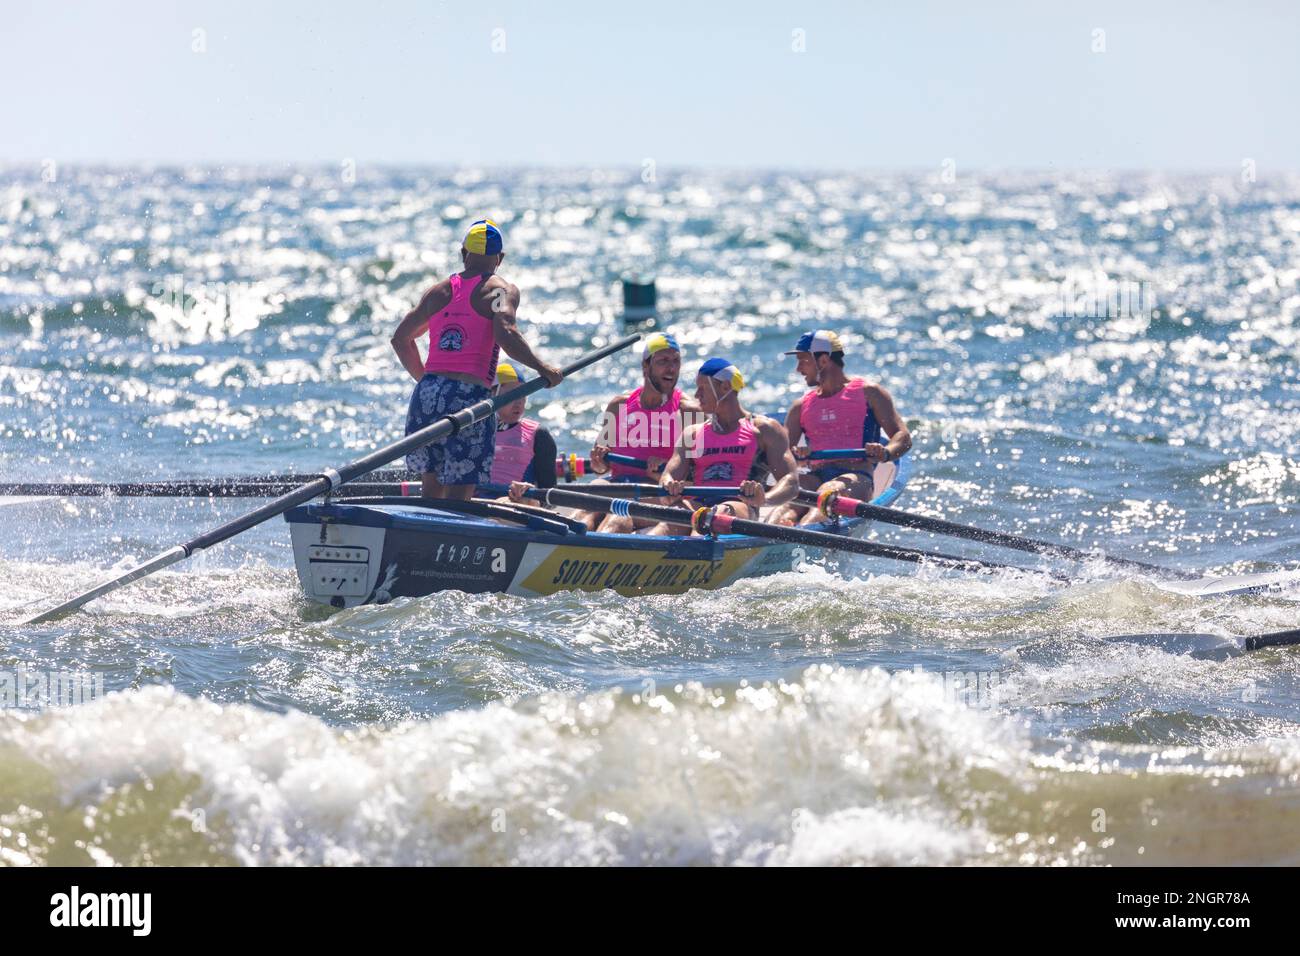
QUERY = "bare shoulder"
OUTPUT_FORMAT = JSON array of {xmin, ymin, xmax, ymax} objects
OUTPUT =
[
  {"xmin": 863, "ymin": 381, "xmax": 895, "ymax": 403},
  {"xmin": 678, "ymin": 395, "xmax": 703, "ymax": 413},
  {"xmin": 752, "ymin": 415, "xmax": 790, "ymax": 442},
  {"xmin": 606, "ymin": 393, "xmax": 632, "ymax": 414},
  {"xmin": 419, "ymin": 276, "xmax": 454, "ymax": 304},
  {"xmin": 473, "ymin": 275, "xmax": 519, "ymax": 319},
  {"xmin": 481, "ymin": 275, "xmax": 518, "ymax": 300}
]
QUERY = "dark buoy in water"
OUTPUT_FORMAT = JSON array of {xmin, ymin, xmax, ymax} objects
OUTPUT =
[{"xmin": 621, "ymin": 276, "xmax": 657, "ymax": 327}]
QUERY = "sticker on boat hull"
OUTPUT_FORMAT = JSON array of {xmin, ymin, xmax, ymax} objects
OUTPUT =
[
  {"xmin": 381, "ymin": 529, "xmax": 527, "ymax": 597},
  {"xmin": 518, "ymin": 544, "xmax": 763, "ymax": 596}
]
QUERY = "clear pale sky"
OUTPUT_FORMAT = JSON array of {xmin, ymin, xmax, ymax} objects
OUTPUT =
[{"xmin": 3, "ymin": 0, "xmax": 1297, "ymax": 170}]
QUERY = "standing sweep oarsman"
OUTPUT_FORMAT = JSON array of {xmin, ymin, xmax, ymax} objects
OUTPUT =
[{"xmin": 390, "ymin": 219, "xmax": 562, "ymax": 500}]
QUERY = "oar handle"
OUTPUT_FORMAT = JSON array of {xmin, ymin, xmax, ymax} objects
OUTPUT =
[
  {"xmin": 606, "ymin": 453, "xmax": 649, "ymax": 469},
  {"xmin": 802, "ymin": 448, "xmax": 870, "ymax": 461},
  {"xmin": 554, "ymin": 455, "xmax": 591, "ymax": 480},
  {"xmin": 550, "ymin": 452, "xmax": 649, "ymax": 480}
]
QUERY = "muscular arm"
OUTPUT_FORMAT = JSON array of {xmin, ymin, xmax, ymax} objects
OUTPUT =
[
  {"xmin": 658, "ymin": 425, "xmax": 698, "ymax": 495},
  {"xmin": 755, "ymin": 416, "xmax": 800, "ymax": 506},
  {"xmin": 589, "ymin": 395, "xmax": 629, "ymax": 473},
  {"xmin": 390, "ymin": 280, "xmax": 453, "ymax": 382},
  {"xmin": 784, "ymin": 398, "xmax": 805, "ymax": 456},
  {"xmin": 481, "ymin": 281, "xmax": 553, "ymax": 377},
  {"xmin": 866, "ymin": 384, "xmax": 913, "ymax": 460}
]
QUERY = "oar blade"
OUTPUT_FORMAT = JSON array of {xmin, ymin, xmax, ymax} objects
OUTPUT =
[
  {"xmin": 1152, "ymin": 569, "xmax": 1300, "ymax": 598},
  {"xmin": 1103, "ymin": 627, "xmax": 1300, "ymax": 659},
  {"xmin": 1104, "ymin": 632, "xmax": 1241, "ymax": 660},
  {"xmin": 23, "ymin": 545, "xmax": 188, "ymax": 624},
  {"xmin": 813, "ymin": 491, "xmax": 1190, "ymax": 578}
]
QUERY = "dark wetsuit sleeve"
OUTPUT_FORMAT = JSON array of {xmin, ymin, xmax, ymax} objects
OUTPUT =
[{"xmin": 532, "ymin": 427, "xmax": 557, "ymax": 488}]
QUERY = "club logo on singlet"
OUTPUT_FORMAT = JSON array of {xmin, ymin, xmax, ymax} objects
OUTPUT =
[
  {"xmin": 438, "ymin": 325, "xmax": 466, "ymax": 352},
  {"xmin": 702, "ymin": 463, "xmax": 734, "ymax": 482}
]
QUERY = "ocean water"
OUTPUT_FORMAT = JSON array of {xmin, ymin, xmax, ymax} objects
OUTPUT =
[{"xmin": 1, "ymin": 165, "xmax": 1299, "ymax": 866}]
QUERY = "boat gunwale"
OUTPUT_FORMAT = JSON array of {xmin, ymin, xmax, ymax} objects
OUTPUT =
[
  {"xmin": 286, "ymin": 499, "xmax": 868, "ymax": 553},
  {"xmin": 284, "ymin": 455, "xmax": 912, "ymax": 555}
]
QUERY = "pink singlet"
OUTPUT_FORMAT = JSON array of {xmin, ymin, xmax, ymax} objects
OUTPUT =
[
  {"xmin": 425, "ymin": 273, "xmax": 499, "ymax": 388},
  {"xmin": 800, "ymin": 378, "xmax": 880, "ymax": 470},
  {"xmin": 692, "ymin": 417, "xmax": 761, "ymax": 486},
  {"xmin": 608, "ymin": 386, "xmax": 683, "ymax": 477},
  {"xmin": 490, "ymin": 419, "xmax": 538, "ymax": 485}
]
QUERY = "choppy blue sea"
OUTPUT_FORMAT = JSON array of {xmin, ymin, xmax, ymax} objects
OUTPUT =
[{"xmin": 1, "ymin": 165, "xmax": 1298, "ymax": 865}]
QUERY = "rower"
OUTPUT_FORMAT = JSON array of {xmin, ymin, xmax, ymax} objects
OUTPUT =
[
  {"xmin": 389, "ymin": 219, "xmax": 562, "ymax": 500},
  {"xmin": 490, "ymin": 362, "xmax": 558, "ymax": 500},
  {"xmin": 578, "ymin": 331, "xmax": 701, "ymax": 532},
  {"xmin": 770, "ymin": 330, "xmax": 912, "ymax": 526},
  {"xmin": 648, "ymin": 357, "xmax": 800, "ymax": 534}
]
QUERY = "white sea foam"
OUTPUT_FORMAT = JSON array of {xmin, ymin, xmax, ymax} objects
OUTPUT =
[{"xmin": 0, "ymin": 666, "xmax": 1030, "ymax": 866}]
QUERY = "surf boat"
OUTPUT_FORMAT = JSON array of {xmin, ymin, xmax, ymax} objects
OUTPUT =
[{"xmin": 285, "ymin": 458, "xmax": 913, "ymax": 607}]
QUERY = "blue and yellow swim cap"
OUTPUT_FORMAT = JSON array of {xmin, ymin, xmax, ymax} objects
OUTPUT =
[
  {"xmin": 698, "ymin": 357, "xmax": 744, "ymax": 391},
  {"xmin": 644, "ymin": 332, "xmax": 680, "ymax": 355},
  {"xmin": 784, "ymin": 330, "xmax": 846, "ymax": 355},
  {"xmin": 463, "ymin": 219, "xmax": 504, "ymax": 256},
  {"xmin": 495, "ymin": 361, "xmax": 523, "ymax": 385}
]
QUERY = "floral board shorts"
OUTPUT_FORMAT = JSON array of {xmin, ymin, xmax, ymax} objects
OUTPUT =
[{"xmin": 404, "ymin": 374, "xmax": 495, "ymax": 485}]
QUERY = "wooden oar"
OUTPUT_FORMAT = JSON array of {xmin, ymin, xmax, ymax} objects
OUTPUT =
[
  {"xmin": 525, "ymin": 486, "xmax": 1068, "ymax": 580},
  {"xmin": 0, "ymin": 473, "xmax": 735, "ymax": 500},
  {"xmin": 810, "ymin": 490, "xmax": 1300, "ymax": 595},
  {"xmin": 0, "ymin": 456, "xmax": 647, "ymax": 497},
  {"xmin": 809, "ymin": 489, "xmax": 1198, "ymax": 579},
  {"xmin": 0, "ymin": 479, "xmax": 415, "ymax": 498},
  {"xmin": 22, "ymin": 334, "xmax": 641, "ymax": 624}
]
